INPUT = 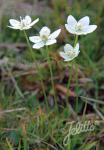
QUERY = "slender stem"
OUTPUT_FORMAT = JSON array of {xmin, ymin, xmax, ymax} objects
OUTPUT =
[
  {"xmin": 0, "ymin": 107, "xmax": 26, "ymax": 114},
  {"xmin": 75, "ymin": 62, "xmax": 79, "ymax": 111},
  {"xmin": 65, "ymin": 63, "xmax": 73, "ymax": 107},
  {"xmin": 23, "ymin": 30, "xmax": 35, "ymax": 61},
  {"xmin": 66, "ymin": 35, "xmax": 79, "ymax": 111},
  {"xmin": 46, "ymin": 46, "xmax": 58, "ymax": 112},
  {"xmin": 74, "ymin": 35, "xmax": 78, "ymax": 47},
  {"xmin": 74, "ymin": 35, "xmax": 79, "ymax": 111},
  {"xmin": 23, "ymin": 30, "xmax": 48, "ymax": 110}
]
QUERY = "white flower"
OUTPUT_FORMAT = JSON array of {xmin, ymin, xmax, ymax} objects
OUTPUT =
[
  {"xmin": 8, "ymin": 15, "xmax": 39, "ymax": 30},
  {"xmin": 29, "ymin": 26, "xmax": 61, "ymax": 49},
  {"xmin": 59, "ymin": 43, "xmax": 80, "ymax": 61},
  {"xmin": 65, "ymin": 15, "xmax": 97, "ymax": 35}
]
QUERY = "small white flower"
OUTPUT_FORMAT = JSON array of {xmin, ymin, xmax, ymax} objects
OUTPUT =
[
  {"xmin": 8, "ymin": 15, "xmax": 39, "ymax": 30},
  {"xmin": 59, "ymin": 43, "xmax": 80, "ymax": 61},
  {"xmin": 65, "ymin": 15, "xmax": 97, "ymax": 35},
  {"xmin": 29, "ymin": 26, "xmax": 61, "ymax": 49}
]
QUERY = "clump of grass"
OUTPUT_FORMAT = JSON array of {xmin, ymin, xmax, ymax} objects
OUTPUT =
[{"xmin": 0, "ymin": 0, "xmax": 104, "ymax": 150}]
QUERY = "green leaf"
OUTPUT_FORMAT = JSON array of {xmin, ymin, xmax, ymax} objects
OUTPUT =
[
  {"xmin": 17, "ymin": 142, "xmax": 21, "ymax": 150},
  {"xmin": 6, "ymin": 139, "xmax": 14, "ymax": 150},
  {"xmin": 80, "ymin": 141, "xmax": 96, "ymax": 150}
]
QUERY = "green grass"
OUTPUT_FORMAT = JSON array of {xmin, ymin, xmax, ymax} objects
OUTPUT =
[{"xmin": 0, "ymin": 0, "xmax": 104, "ymax": 150}]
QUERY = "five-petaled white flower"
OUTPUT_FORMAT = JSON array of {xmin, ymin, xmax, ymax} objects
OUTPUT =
[
  {"xmin": 65, "ymin": 15, "xmax": 97, "ymax": 35},
  {"xmin": 59, "ymin": 43, "xmax": 80, "ymax": 61},
  {"xmin": 8, "ymin": 15, "xmax": 39, "ymax": 30},
  {"xmin": 29, "ymin": 26, "xmax": 61, "ymax": 49}
]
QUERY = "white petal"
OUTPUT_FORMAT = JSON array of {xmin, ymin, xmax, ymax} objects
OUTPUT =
[
  {"xmin": 78, "ymin": 16, "xmax": 90, "ymax": 26},
  {"xmin": 40, "ymin": 26, "xmax": 51, "ymax": 37},
  {"xmin": 29, "ymin": 36, "xmax": 41, "ymax": 43},
  {"xmin": 59, "ymin": 52, "xmax": 69, "ymax": 60},
  {"xmin": 25, "ymin": 15, "xmax": 32, "ymax": 24},
  {"xmin": 22, "ymin": 26, "xmax": 31, "ymax": 30},
  {"xmin": 59, "ymin": 52, "xmax": 74, "ymax": 61},
  {"xmin": 65, "ymin": 24, "xmax": 76, "ymax": 34},
  {"xmin": 74, "ymin": 31, "xmax": 85, "ymax": 35},
  {"xmin": 85, "ymin": 25, "xmax": 97, "ymax": 34},
  {"xmin": 29, "ymin": 18, "xmax": 39, "ymax": 27},
  {"xmin": 64, "ymin": 44, "xmax": 73, "ymax": 53},
  {"xmin": 65, "ymin": 57, "xmax": 76, "ymax": 61},
  {"xmin": 64, "ymin": 58, "xmax": 74, "ymax": 61},
  {"xmin": 9, "ymin": 19, "xmax": 20, "ymax": 27},
  {"xmin": 8, "ymin": 26, "xmax": 20, "ymax": 29},
  {"xmin": 49, "ymin": 29, "xmax": 61, "ymax": 40},
  {"xmin": 33, "ymin": 42, "xmax": 44, "ymax": 49},
  {"xmin": 46, "ymin": 39, "xmax": 57, "ymax": 46},
  {"xmin": 67, "ymin": 15, "xmax": 77, "ymax": 27},
  {"xmin": 64, "ymin": 55, "xmax": 77, "ymax": 61}
]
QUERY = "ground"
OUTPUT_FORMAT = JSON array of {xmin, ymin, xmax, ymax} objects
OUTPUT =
[{"xmin": 0, "ymin": 0, "xmax": 104, "ymax": 150}]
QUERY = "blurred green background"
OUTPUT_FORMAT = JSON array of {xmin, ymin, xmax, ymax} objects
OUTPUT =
[{"xmin": 0, "ymin": 0, "xmax": 104, "ymax": 150}]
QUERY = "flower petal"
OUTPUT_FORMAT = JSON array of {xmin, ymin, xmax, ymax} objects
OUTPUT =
[
  {"xmin": 29, "ymin": 36, "xmax": 41, "ymax": 43},
  {"xmin": 29, "ymin": 18, "xmax": 39, "ymax": 27},
  {"xmin": 64, "ymin": 54, "xmax": 78, "ymax": 61},
  {"xmin": 65, "ymin": 24, "xmax": 76, "ymax": 34},
  {"xmin": 22, "ymin": 26, "xmax": 31, "ymax": 30},
  {"xmin": 74, "ymin": 31, "xmax": 86, "ymax": 35},
  {"xmin": 85, "ymin": 25, "xmax": 97, "ymax": 34},
  {"xmin": 9, "ymin": 19, "xmax": 20, "ymax": 27},
  {"xmin": 64, "ymin": 58, "xmax": 74, "ymax": 61},
  {"xmin": 60, "ymin": 52, "xmax": 74, "ymax": 61},
  {"xmin": 40, "ymin": 26, "xmax": 51, "ymax": 37},
  {"xmin": 8, "ymin": 26, "xmax": 20, "ymax": 29},
  {"xmin": 78, "ymin": 16, "xmax": 90, "ymax": 26},
  {"xmin": 46, "ymin": 39, "xmax": 57, "ymax": 46},
  {"xmin": 25, "ymin": 15, "xmax": 32, "ymax": 24},
  {"xmin": 67, "ymin": 15, "xmax": 77, "ymax": 27},
  {"xmin": 33, "ymin": 42, "xmax": 44, "ymax": 49},
  {"xmin": 64, "ymin": 44, "xmax": 73, "ymax": 53},
  {"xmin": 59, "ymin": 52, "xmax": 69, "ymax": 60},
  {"xmin": 49, "ymin": 29, "xmax": 61, "ymax": 40}
]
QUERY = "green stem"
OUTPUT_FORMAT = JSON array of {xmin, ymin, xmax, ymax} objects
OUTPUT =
[
  {"xmin": 66, "ymin": 35, "xmax": 79, "ymax": 111},
  {"xmin": 65, "ymin": 63, "xmax": 73, "ymax": 108},
  {"xmin": 46, "ymin": 46, "xmax": 58, "ymax": 112},
  {"xmin": 75, "ymin": 62, "xmax": 79, "ymax": 111},
  {"xmin": 74, "ymin": 35, "xmax": 78, "ymax": 47},
  {"xmin": 74, "ymin": 35, "xmax": 79, "ymax": 111},
  {"xmin": 23, "ymin": 30, "xmax": 48, "ymax": 110},
  {"xmin": 23, "ymin": 30, "xmax": 35, "ymax": 61}
]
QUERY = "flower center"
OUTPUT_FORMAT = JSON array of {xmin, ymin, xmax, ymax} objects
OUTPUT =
[
  {"xmin": 75, "ymin": 23, "xmax": 83, "ymax": 32},
  {"xmin": 66, "ymin": 50, "xmax": 75, "ymax": 57},
  {"xmin": 40, "ymin": 34, "xmax": 48, "ymax": 42},
  {"xmin": 20, "ymin": 17, "xmax": 29, "ymax": 28}
]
